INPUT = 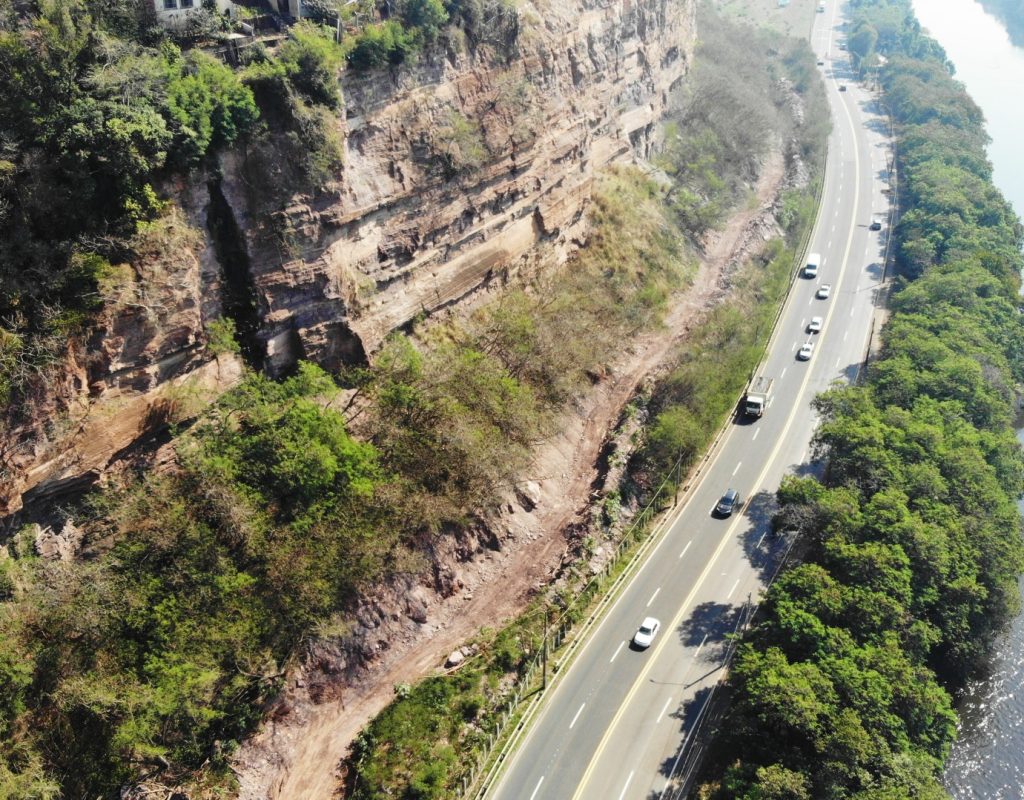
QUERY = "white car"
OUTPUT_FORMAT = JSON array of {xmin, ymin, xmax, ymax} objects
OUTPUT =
[
  {"xmin": 808, "ymin": 316, "xmax": 823, "ymax": 333},
  {"xmin": 816, "ymin": 283, "xmax": 832, "ymax": 299},
  {"xmin": 798, "ymin": 341, "xmax": 814, "ymax": 361},
  {"xmin": 633, "ymin": 617, "xmax": 661, "ymax": 648}
]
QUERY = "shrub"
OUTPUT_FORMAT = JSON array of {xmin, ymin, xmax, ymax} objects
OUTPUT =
[
  {"xmin": 276, "ymin": 21, "xmax": 344, "ymax": 108},
  {"xmin": 346, "ymin": 20, "xmax": 418, "ymax": 70}
]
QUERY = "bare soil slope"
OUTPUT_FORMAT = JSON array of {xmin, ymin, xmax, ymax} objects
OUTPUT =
[{"xmin": 231, "ymin": 150, "xmax": 787, "ymax": 800}]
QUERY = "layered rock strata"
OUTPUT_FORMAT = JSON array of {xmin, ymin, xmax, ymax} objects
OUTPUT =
[
  {"xmin": 231, "ymin": 0, "xmax": 696, "ymax": 372},
  {"xmin": 1, "ymin": 0, "xmax": 695, "ymax": 522}
]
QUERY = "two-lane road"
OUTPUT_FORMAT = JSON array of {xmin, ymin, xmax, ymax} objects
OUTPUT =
[{"xmin": 490, "ymin": 5, "xmax": 893, "ymax": 799}]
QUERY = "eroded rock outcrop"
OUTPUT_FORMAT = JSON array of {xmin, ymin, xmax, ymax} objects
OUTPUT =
[
  {"xmin": 0, "ymin": 0, "xmax": 694, "ymax": 527},
  {"xmin": 0, "ymin": 206, "xmax": 243, "ymax": 519},
  {"xmin": 228, "ymin": 0, "xmax": 695, "ymax": 373}
]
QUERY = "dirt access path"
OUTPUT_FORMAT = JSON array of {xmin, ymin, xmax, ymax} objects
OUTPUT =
[{"xmin": 231, "ymin": 150, "xmax": 787, "ymax": 800}]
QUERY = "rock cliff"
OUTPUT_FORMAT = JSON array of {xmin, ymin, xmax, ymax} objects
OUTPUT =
[
  {"xmin": 1, "ymin": 0, "xmax": 695, "ymax": 524},
  {"xmin": 229, "ymin": 0, "xmax": 695, "ymax": 373}
]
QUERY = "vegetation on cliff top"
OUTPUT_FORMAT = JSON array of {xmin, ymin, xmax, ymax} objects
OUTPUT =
[
  {"xmin": 0, "ymin": 0, "xmax": 521, "ymax": 422},
  {"xmin": 697, "ymin": 2, "xmax": 1024, "ymax": 798},
  {"xmin": 0, "ymin": 0, "xmax": 344, "ymax": 417}
]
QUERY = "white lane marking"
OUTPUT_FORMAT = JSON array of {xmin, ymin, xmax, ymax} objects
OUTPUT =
[
  {"xmin": 657, "ymin": 696, "xmax": 673, "ymax": 724},
  {"xmin": 850, "ymin": 305, "xmax": 856, "ymax": 316},
  {"xmin": 617, "ymin": 771, "xmax": 635, "ymax": 800},
  {"xmin": 569, "ymin": 703, "xmax": 586, "ymax": 730},
  {"xmin": 752, "ymin": 428, "xmax": 760, "ymax": 441},
  {"xmin": 800, "ymin": 318, "xmax": 805, "ymax": 328},
  {"xmin": 780, "ymin": 367, "xmax": 787, "ymax": 379},
  {"xmin": 610, "ymin": 641, "xmax": 625, "ymax": 663},
  {"xmin": 732, "ymin": 461, "xmax": 742, "ymax": 476},
  {"xmin": 757, "ymin": 531, "xmax": 767, "ymax": 547},
  {"xmin": 678, "ymin": 541, "xmax": 691, "ymax": 560},
  {"xmin": 727, "ymin": 579, "xmax": 740, "ymax": 599},
  {"xmin": 575, "ymin": 96, "xmax": 866, "ymax": 783},
  {"xmin": 530, "ymin": 777, "xmax": 544, "ymax": 800},
  {"xmin": 828, "ymin": 239, "xmax": 833, "ymax": 248},
  {"xmin": 843, "ymin": 331, "xmax": 848, "ymax": 342},
  {"xmin": 694, "ymin": 633, "xmax": 709, "ymax": 661},
  {"xmin": 835, "ymin": 357, "xmax": 842, "ymax": 369},
  {"xmin": 647, "ymin": 588, "xmax": 661, "ymax": 608}
]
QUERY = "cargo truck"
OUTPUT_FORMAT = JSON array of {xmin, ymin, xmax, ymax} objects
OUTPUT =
[{"xmin": 743, "ymin": 376, "xmax": 774, "ymax": 418}]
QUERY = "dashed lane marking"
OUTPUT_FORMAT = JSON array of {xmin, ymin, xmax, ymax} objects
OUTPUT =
[{"xmin": 617, "ymin": 771, "xmax": 635, "ymax": 800}]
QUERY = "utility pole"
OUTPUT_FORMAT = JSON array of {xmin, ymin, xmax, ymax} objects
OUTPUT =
[
  {"xmin": 674, "ymin": 452, "xmax": 681, "ymax": 506},
  {"xmin": 542, "ymin": 607, "xmax": 549, "ymax": 690}
]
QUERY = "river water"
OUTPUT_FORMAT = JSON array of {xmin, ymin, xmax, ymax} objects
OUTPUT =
[{"xmin": 907, "ymin": 1, "xmax": 1024, "ymax": 796}]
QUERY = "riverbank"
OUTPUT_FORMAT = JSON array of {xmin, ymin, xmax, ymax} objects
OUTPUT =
[
  {"xmin": 906, "ymin": 2, "xmax": 1024, "ymax": 795},
  {"xmin": 692, "ymin": 0, "xmax": 1024, "ymax": 796}
]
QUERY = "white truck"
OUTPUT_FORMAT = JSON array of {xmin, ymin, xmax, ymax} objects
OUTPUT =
[
  {"xmin": 804, "ymin": 252, "xmax": 821, "ymax": 278},
  {"xmin": 743, "ymin": 376, "xmax": 774, "ymax": 418}
]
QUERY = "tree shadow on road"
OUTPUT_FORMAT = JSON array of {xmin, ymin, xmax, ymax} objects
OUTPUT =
[
  {"xmin": 675, "ymin": 600, "xmax": 742, "ymax": 653},
  {"xmin": 739, "ymin": 488, "xmax": 780, "ymax": 582},
  {"xmin": 642, "ymin": 684, "xmax": 717, "ymax": 798}
]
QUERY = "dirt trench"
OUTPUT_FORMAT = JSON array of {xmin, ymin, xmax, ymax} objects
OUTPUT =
[{"xmin": 230, "ymin": 149, "xmax": 789, "ymax": 800}]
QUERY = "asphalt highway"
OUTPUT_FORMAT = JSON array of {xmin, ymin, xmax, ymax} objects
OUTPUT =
[{"xmin": 488, "ymin": 4, "xmax": 893, "ymax": 799}]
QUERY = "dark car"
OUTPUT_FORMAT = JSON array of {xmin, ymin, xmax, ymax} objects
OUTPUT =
[
  {"xmin": 839, "ymin": 84, "xmax": 848, "ymax": 92},
  {"xmin": 715, "ymin": 488, "xmax": 740, "ymax": 517},
  {"xmin": 869, "ymin": 215, "xmax": 883, "ymax": 231}
]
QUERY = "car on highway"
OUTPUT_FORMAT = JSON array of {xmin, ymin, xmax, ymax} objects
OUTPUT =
[
  {"xmin": 817, "ymin": 59, "xmax": 825, "ymax": 65},
  {"xmin": 715, "ymin": 488, "xmax": 740, "ymax": 517},
  {"xmin": 816, "ymin": 283, "xmax": 832, "ymax": 299},
  {"xmin": 808, "ymin": 316, "xmax": 823, "ymax": 333},
  {"xmin": 869, "ymin": 214, "xmax": 883, "ymax": 231},
  {"xmin": 798, "ymin": 341, "xmax": 814, "ymax": 360},
  {"xmin": 633, "ymin": 617, "xmax": 660, "ymax": 649},
  {"xmin": 839, "ymin": 84, "xmax": 847, "ymax": 92}
]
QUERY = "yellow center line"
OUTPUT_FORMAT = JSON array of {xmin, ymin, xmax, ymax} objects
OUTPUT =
[{"xmin": 569, "ymin": 20, "xmax": 866, "ymax": 800}]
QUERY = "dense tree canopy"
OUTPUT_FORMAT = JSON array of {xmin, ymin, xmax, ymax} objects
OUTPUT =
[{"xmin": 699, "ymin": 1, "xmax": 1024, "ymax": 797}]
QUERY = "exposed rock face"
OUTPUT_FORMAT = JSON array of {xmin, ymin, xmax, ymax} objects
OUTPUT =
[
  {"xmin": 0, "ymin": 0, "xmax": 695, "ymax": 523},
  {"xmin": 0, "ymin": 207, "xmax": 243, "ymax": 519},
  {"xmin": 228, "ymin": 0, "xmax": 695, "ymax": 373}
]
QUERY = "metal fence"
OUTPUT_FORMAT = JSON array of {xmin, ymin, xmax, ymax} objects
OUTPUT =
[{"xmin": 456, "ymin": 73, "xmax": 841, "ymax": 800}]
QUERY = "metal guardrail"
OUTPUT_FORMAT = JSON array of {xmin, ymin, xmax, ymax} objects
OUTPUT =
[
  {"xmin": 464, "ymin": 128, "xmax": 834, "ymax": 800},
  {"xmin": 660, "ymin": 78, "xmax": 901, "ymax": 800}
]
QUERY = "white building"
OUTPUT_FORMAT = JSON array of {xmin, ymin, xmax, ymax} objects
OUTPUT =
[{"xmin": 154, "ymin": 0, "xmax": 236, "ymax": 28}]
